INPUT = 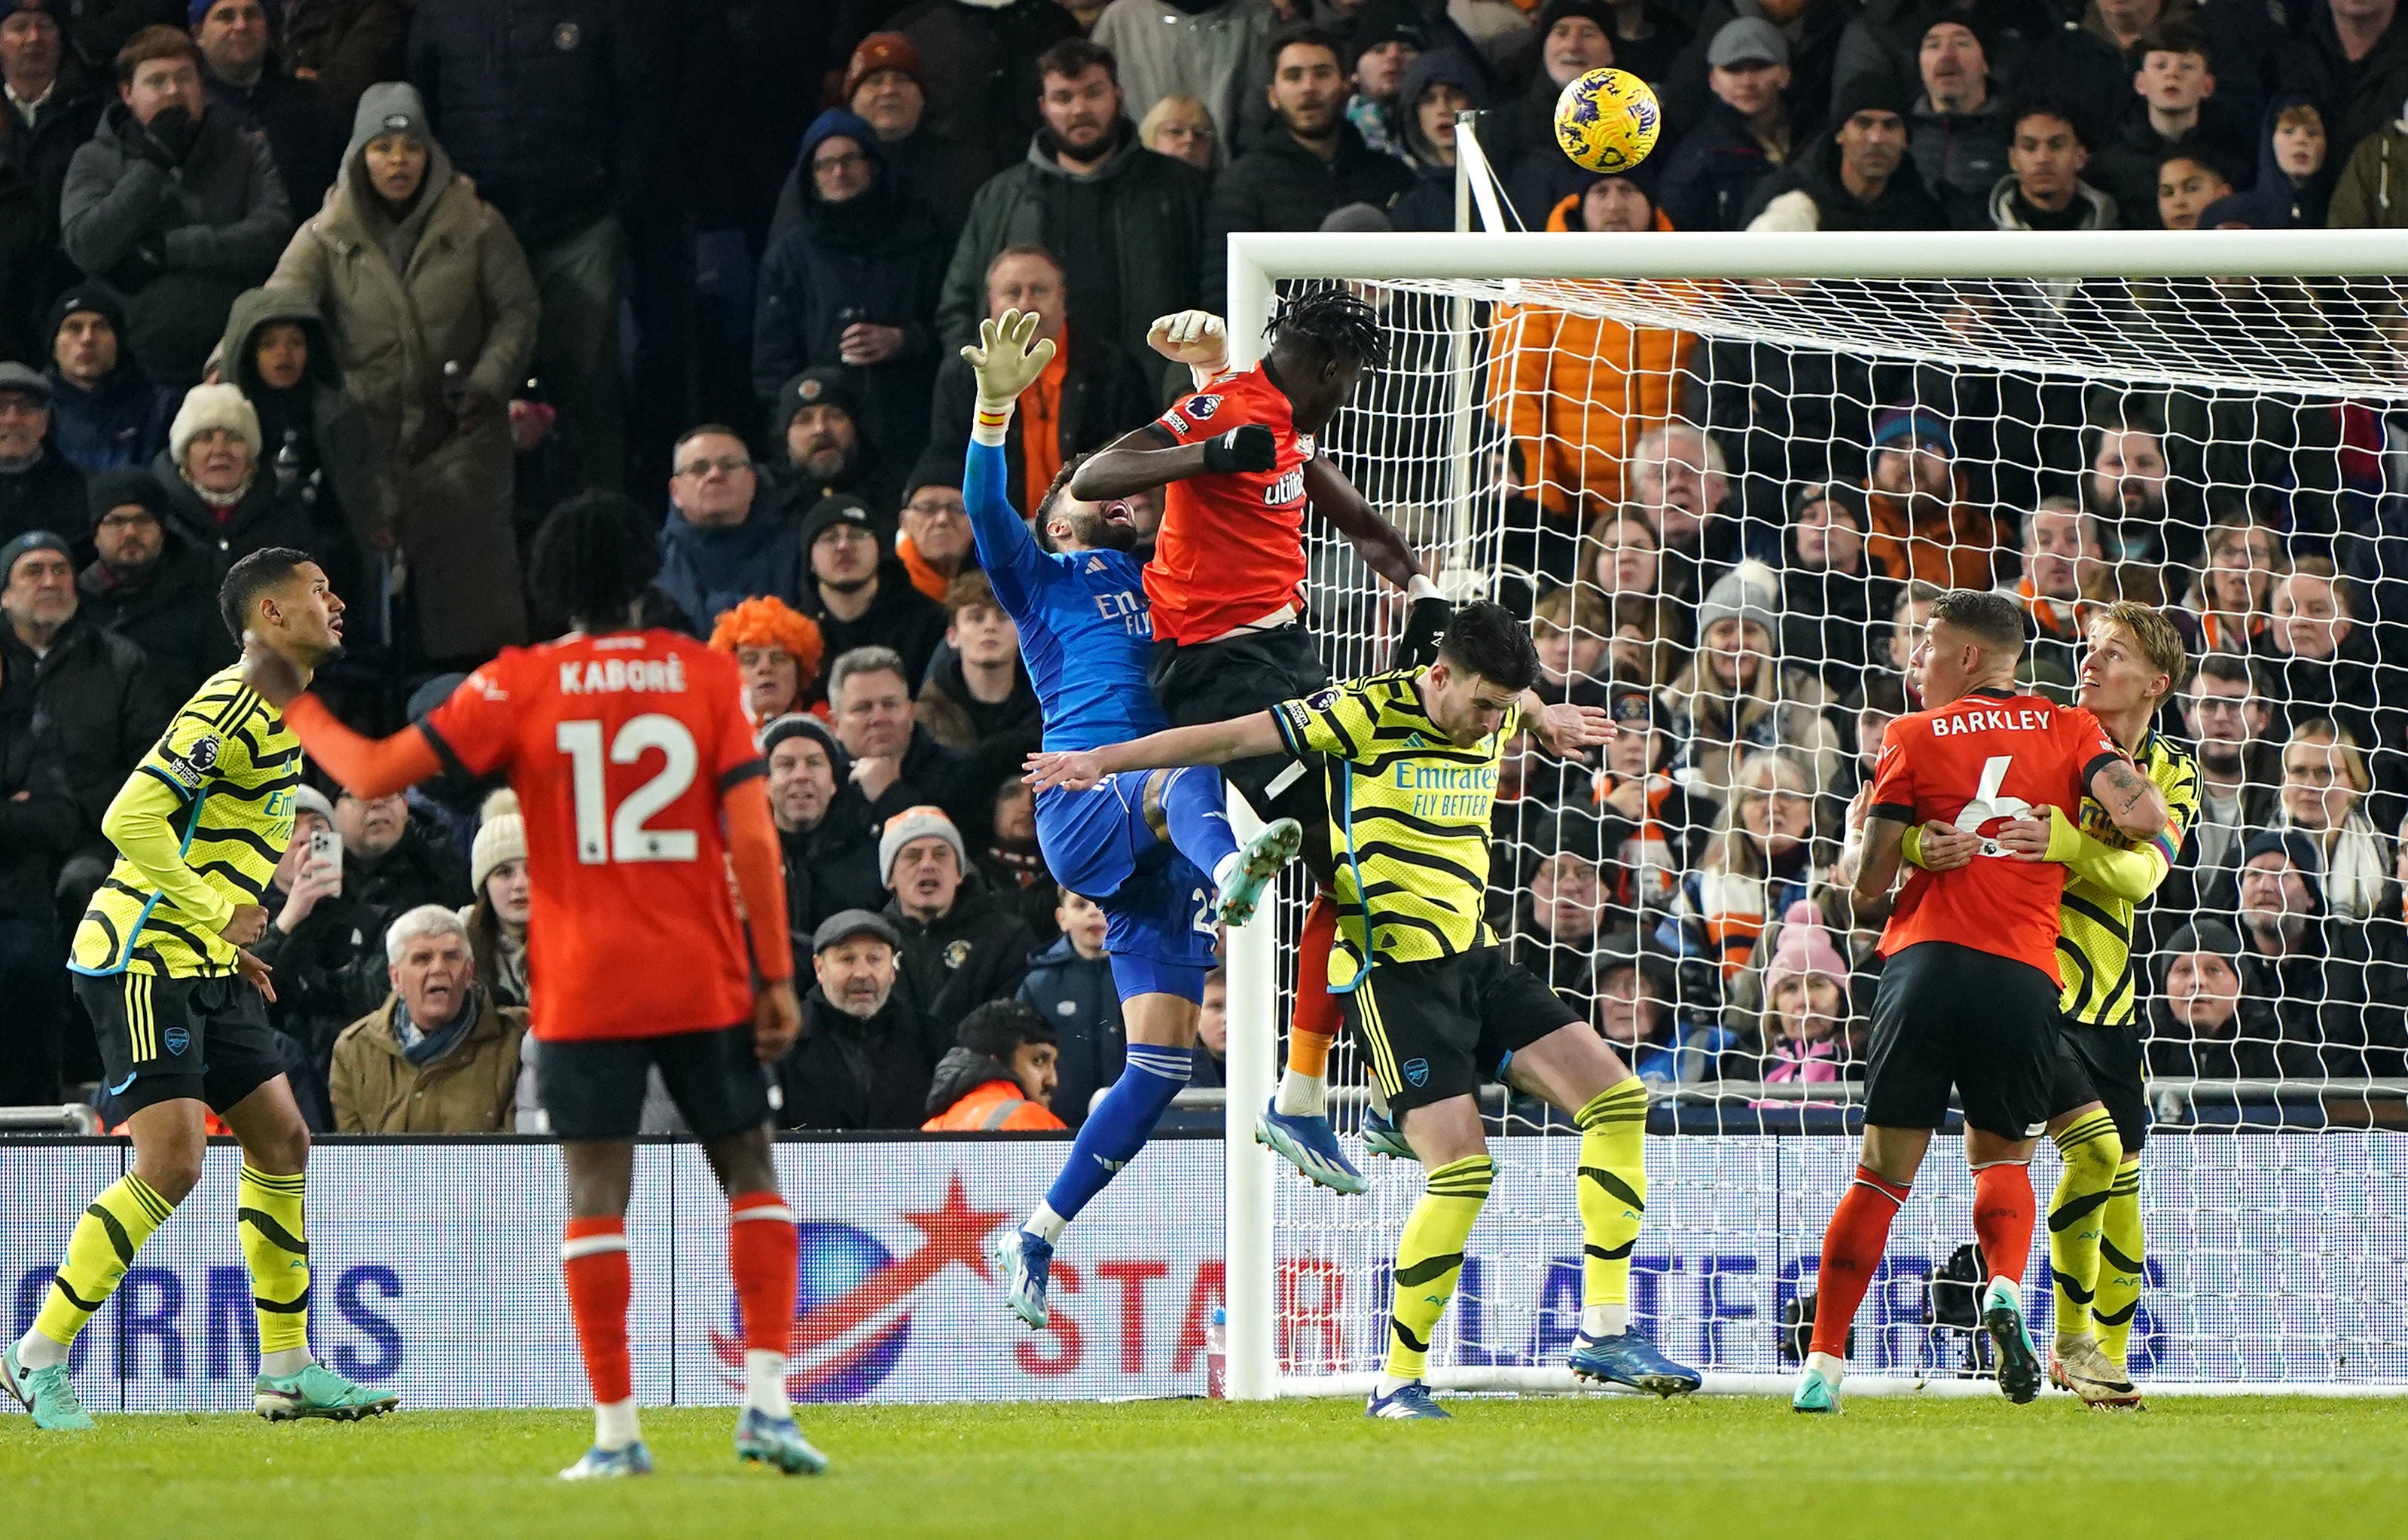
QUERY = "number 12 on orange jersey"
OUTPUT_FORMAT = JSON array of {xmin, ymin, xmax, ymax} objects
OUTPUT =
[{"xmin": 556, "ymin": 714, "xmax": 700, "ymax": 863}]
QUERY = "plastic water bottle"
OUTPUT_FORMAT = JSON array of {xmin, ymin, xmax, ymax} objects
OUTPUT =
[{"xmin": 1206, "ymin": 1306, "xmax": 1227, "ymax": 1398}]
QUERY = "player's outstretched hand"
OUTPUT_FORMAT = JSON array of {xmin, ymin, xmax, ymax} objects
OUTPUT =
[
  {"xmin": 962, "ymin": 308, "xmax": 1056, "ymax": 408},
  {"xmin": 240, "ymin": 631, "xmax": 305, "ymax": 709},
  {"xmin": 1026, "ymin": 749, "xmax": 1104, "ymax": 793},
  {"xmin": 1917, "ymin": 820, "xmax": 1981, "ymax": 870},
  {"xmin": 1997, "ymin": 814, "xmax": 2054, "ymax": 863},
  {"xmin": 1201, "ymin": 424, "xmax": 1276, "ymax": 474},
  {"xmin": 1147, "ymin": 310, "xmax": 1228, "ymax": 383},
  {"xmin": 235, "ymin": 947, "xmax": 276, "ymax": 1004},
  {"xmin": 219, "ymin": 902, "xmax": 270, "ymax": 946},
  {"xmin": 1531, "ymin": 701, "xmax": 1614, "ymax": 754},
  {"xmin": 752, "ymin": 978, "xmax": 801, "ymax": 1062}
]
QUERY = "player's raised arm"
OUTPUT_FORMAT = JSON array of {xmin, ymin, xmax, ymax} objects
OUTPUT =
[
  {"xmin": 1025, "ymin": 711, "xmax": 1286, "ymax": 793},
  {"xmin": 2086, "ymin": 755, "xmax": 2170, "ymax": 840},
  {"xmin": 959, "ymin": 310, "xmax": 1056, "ymax": 604}
]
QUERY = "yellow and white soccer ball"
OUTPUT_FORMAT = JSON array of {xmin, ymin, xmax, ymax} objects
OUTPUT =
[{"xmin": 1552, "ymin": 67, "xmax": 1662, "ymax": 175}]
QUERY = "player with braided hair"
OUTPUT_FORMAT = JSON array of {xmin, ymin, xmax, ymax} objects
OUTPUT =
[{"xmin": 1067, "ymin": 292, "xmax": 1604, "ymax": 1193}]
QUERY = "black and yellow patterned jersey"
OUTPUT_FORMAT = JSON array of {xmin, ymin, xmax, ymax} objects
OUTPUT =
[
  {"xmin": 2058, "ymin": 731, "xmax": 2200, "ymax": 1028},
  {"xmin": 71, "ymin": 665, "xmax": 302, "ymax": 979},
  {"xmin": 1271, "ymin": 671, "xmax": 1513, "ymax": 989}
]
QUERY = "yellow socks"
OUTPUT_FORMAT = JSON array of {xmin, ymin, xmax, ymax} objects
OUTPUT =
[
  {"xmin": 2047, "ymin": 1109, "xmax": 2123, "ymax": 1347},
  {"xmin": 2092, "ymin": 1163, "xmax": 2145, "ymax": 1366},
  {"xmin": 27, "ymin": 1172, "xmax": 175, "ymax": 1360},
  {"xmin": 1383, "ymin": 1154, "xmax": 1493, "ymax": 1382},
  {"xmin": 239, "ymin": 1164, "xmax": 312, "ymax": 1373},
  {"xmin": 1576, "ymin": 1080, "xmax": 1649, "ymax": 1335}
]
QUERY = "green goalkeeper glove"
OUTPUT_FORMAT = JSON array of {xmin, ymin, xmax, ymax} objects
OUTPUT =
[{"xmin": 961, "ymin": 309, "xmax": 1056, "ymax": 445}]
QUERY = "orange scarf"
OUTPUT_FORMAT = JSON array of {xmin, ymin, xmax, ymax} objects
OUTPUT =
[{"xmin": 1021, "ymin": 325, "xmax": 1070, "ymax": 517}]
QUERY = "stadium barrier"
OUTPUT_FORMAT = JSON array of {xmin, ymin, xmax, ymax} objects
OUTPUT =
[{"xmin": 5, "ymin": 1129, "xmax": 2402, "ymax": 1411}]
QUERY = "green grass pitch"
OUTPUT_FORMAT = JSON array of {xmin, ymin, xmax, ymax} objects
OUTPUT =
[{"xmin": 7, "ymin": 1395, "xmax": 2406, "ymax": 1539}]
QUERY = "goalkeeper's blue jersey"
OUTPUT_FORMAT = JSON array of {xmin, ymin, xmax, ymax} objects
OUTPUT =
[{"xmin": 964, "ymin": 438, "xmax": 1169, "ymax": 751}]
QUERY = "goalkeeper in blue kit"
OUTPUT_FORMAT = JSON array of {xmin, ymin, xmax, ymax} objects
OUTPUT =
[{"xmin": 959, "ymin": 311, "xmax": 1307, "ymax": 1328}]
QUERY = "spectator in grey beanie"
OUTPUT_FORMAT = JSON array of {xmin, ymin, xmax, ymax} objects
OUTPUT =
[
  {"xmin": 878, "ymin": 802, "xmax": 1036, "ymax": 1037},
  {"xmin": 2232, "ymin": 830, "xmax": 2386, "ymax": 1079}
]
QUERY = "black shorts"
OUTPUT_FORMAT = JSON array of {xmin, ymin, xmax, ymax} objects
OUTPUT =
[
  {"xmin": 1863, "ymin": 941, "xmax": 2059, "ymax": 1140},
  {"xmin": 1150, "ymin": 622, "xmax": 1332, "ymax": 828},
  {"xmin": 2050, "ymin": 1020, "xmax": 2150, "ymax": 1155},
  {"xmin": 536, "ymin": 1024, "xmax": 770, "ymax": 1141},
  {"xmin": 1345, "ymin": 947, "xmax": 1582, "ymax": 1116},
  {"xmin": 76, "ymin": 970, "xmax": 285, "ymax": 1117}
]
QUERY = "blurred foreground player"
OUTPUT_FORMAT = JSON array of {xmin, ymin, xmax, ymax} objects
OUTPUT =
[
  {"xmin": 1033, "ymin": 605, "xmax": 1701, "ymax": 1413},
  {"xmin": 242, "ymin": 494, "xmax": 823, "ymax": 1479},
  {"xmin": 6, "ymin": 551, "xmax": 395, "ymax": 1431},
  {"xmin": 1797, "ymin": 590, "xmax": 2168, "ymax": 1414},
  {"xmin": 954, "ymin": 311, "xmax": 1305, "ymax": 1328}
]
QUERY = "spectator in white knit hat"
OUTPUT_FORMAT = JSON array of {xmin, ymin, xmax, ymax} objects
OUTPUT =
[
  {"xmin": 151, "ymin": 380, "xmax": 327, "ymax": 585},
  {"xmin": 877, "ymin": 803, "xmax": 1037, "ymax": 1037},
  {"xmin": 459, "ymin": 787, "xmax": 529, "ymax": 1009}
]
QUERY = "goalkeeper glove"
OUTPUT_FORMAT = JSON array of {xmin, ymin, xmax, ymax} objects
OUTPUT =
[
  {"xmin": 1148, "ymin": 310, "xmax": 1229, "ymax": 390},
  {"xmin": 1201, "ymin": 424, "xmax": 1276, "ymax": 474},
  {"xmin": 960, "ymin": 309, "xmax": 1055, "ymax": 446}
]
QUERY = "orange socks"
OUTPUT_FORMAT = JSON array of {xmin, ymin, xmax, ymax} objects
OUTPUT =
[
  {"xmin": 1290, "ymin": 891, "xmax": 1341, "ymax": 1060},
  {"xmin": 561, "ymin": 1216, "xmax": 632, "ymax": 1406},
  {"xmin": 728, "ymin": 1193, "xmax": 798, "ymax": 1354},
  {"xmin": 1808, "ymin": 1167, "xmax": 1910, "ymax": 1360},
  {"xmin": 1971, "ymin": 1161, "xmax": 2037, "ymax": 1287}
]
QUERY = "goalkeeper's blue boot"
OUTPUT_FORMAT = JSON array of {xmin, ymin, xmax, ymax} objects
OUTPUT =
[
  {"xmin": 996, "ymin": 1229, "xmax": 1053, "ymax": 1329},
  {"xmin": 560, "ymin": 1441, "xmax": 653, "ymax": 1479},
  {"xmin": 1569, "ymin": 1328, "xmax": 1703, "ymax": 1397},
  {"xmin": 1214, "ymin": 817, "xmax": 1302, "ymax": 928},
  {"xmin": 1982, "ymin": 1278, "xmax": 2043, "ymax": 1404},
  {"xmin": 1360, "ymin": 1105, "xmax": 1415, "ymax": 1161},
  {"xmin": 1792, "ymin": 1355, "xmax": 1844, "ymax": 1415},
  {"xmin": 1256, "ymin": 1100, "xmax": 1369, "ymax": 1195},
  {"xmin": 1365, "ymin": 1380, "xmax": 1450, "ymax": 1420},
  {"xmin": 2, "ymin": 1342, "xmax": 95, "ymax": 1431},
  {"xmin": 734, "ymin": 1407, "xmax": 829, "ymax": 1474},
  {"xmin": 255, "ymin": 1360, "xmax": 398, "ymax": 1421}
]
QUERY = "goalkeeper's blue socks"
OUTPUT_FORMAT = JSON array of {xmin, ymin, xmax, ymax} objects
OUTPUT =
[
  {"xmin": 1156, "ymin": 765, "xmax": 1240, "ymax": 882},
  {"xmin": 1027, "ymin": 1044, "xmax": 1192, "ymax": 1239}
]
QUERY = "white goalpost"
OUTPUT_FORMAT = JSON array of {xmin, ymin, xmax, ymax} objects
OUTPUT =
[{"xmin": 1219, "ymin": 225, "xmax": 2408, "ymax": 1401}]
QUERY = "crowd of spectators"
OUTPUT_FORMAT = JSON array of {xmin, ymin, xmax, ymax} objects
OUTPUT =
[{"xmin": 4, "ymin": 0, "xmax": 2408, "ymax": 1133}]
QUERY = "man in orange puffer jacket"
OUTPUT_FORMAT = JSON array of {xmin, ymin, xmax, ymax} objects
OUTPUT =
[{"xmin": 922, "ymin": 998, "xmax": 1067, "ymax": 1132}]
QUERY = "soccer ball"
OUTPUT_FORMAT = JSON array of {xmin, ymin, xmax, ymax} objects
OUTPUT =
[{"xmin": 1552, "ymin": 68, "xmax": 1662, "ymax": 175}]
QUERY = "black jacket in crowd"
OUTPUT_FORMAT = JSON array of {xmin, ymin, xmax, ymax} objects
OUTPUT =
[
  {"xmin": 776, "ymin": 982, "xmax": 949, "ymax": 1131},
  {"xmin": 920, "ymin": 334, "xmax": 1157, "ymax": 498},
  {"xmin": 896, "ymin": 0, "xmax": 1080, "ymax": 209},
  {"xmin": 343, "ymin": 821, "xmax": 471, "ymax": 940},
  {"xmin": 0, "ymin": 449, "xmax": 87, "ymax": 548},
  {"xmin": 249, "ymin": 885, "xmax": 391, "ymax": 1064},
  {"xmin": 1201, "ymin": 122, "xmax": 1416, "ymax": 309},
  {"xmin": 1739, "ymin": 130, "xmax": 1949, "ymax": 231},
  {"xmin": 0, "ymin": 614, "xmax": 172, "ymax": 843},
  {"xmin": 779, "ymin": 802, "xmax": 887, "ymax": 952},
  {"xmin": 884, "ymin": 871, "xmax": 1038, "ymax": 1038},
  {"xmin": 2284, "ymin": 1, "xmax": 2408, "ymax": 174},
  {"xmin": 1656, "ymin": 98, "xmax": 1786, "ymax": 234},
  {"xmin": 78, "ymin": 538, "xmax": 232, "ymax": 709},
  {"xmin": 0, "ymin": 672, "xmax": 81, "ymax": 927},
  {"xmin": 149, "ymin": 449, "xmax": 344, "ymax": 594},
  {"xmin": 205, "ymin": 52, "xmax": 344, "ymax": 215},
  {"xmin": 798, "ymin": 558, "xmax": 950, "ymax": 699},
  {"xmin": 405, "ymin": 0, "xmax": 667, "ymax": 247}
]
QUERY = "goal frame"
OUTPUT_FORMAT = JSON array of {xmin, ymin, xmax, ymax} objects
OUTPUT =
[{"xmin": 1218, "ymin": 227, "xmax": 2408, "ymax": 1403}]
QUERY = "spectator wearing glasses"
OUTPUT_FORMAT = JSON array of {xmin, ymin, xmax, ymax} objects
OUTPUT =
[
  {"xmin": 2272, "ymin": 719, "xmax": 2389, "ymax": 924},
  {"xmin": 893, "ymin": 474, "xmax": 975, "ymax": 607},
  {"xmin": 707, "ymin": 594, "xmax": 824, "ymax": 726},
  {"xmin": 656, "ymin": 423, "xmax": 801, "ymax": 634},
  {"xmin": 77, "ymin": 466, "xmax": 224, "ymax": 699},
  {"xmin": 1137, "ymin": 93, "xmax": 1216, "ymax": 171},
  {"xmin": 2177, "ymin": 514, "xmax": 2287, "ymax": 658}
]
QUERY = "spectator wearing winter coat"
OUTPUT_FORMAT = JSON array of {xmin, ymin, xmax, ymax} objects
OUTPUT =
[
  {"xmin": 0, "ymin": 529, "xmax": 172, "ymax": 848},
  {"xmin": 1662, "ymin": 0, "xmax": 1853, "ymax": 146},
  {"xmin": 654, "ymin": 423, "xmax": 801, "ymax": 634},
  {"xmin": 407, "ymin": 0, "xmax": 664, "ymax": 493},
  {"xmin": 762, "ymin": 712, "xmax": 885, "ymax": 948},
  {"xmin": 1090, "ymin": 0, "xmax": 1276, "ymax": 155},
  {"xmin": 192, "ymin": 0, "xmax": 340, "ymax": 213},
  {"xmin": 917, "ymin": 571, "xmax": 1042, "ymax": 756},
  {"xmin": 279, "ymin": 0, "xmax": 410, "ymax": 120},
  {"xmin": 2086, "ymin": 23, "xmax": 2250, "ymax": 234},
  {"xmin": 1494, "ymin": 1, "xmax": 1620, "ymax": 226},
  {"xmin": 1742, "ymin": 71, "xmax": 1947, "ymax": 233},
  {"xmin": 829, "ymin": 644, "xmax": 975, "ymax": 830},
  {"xmin": 213, "ymin": 284, "xmax": 372, "ymax": 555},
  {"xmin": 1778, "ymin": 480, "xmax": 1893, "ymax": 700},
  {"xmin": 880, "ymin": 804, "xmax": 1038, "ymax": 1038},
  {"xmin": 922, "ymin": 998, "xmax": 1067, "ymax": 1132},
  {"xmin": 459, "ymin": 787, "xmax": 527, "ymax": 1010},
  {"xmin": 2, "ymin": 0, "xmax": 106, "ymax": 301},
  {"xmin": 1487, "ymin": 167, "xmax": 1688, "ymax": 552},
  {"xmin": 2223, "ymin": 93, "xmax": 2335, "ymax": 231},
  {"xmin": 835, "ymin": 33, "xmax": 988, "ymax": 243},
  {"xmin": 334, "ymin": 783, "xmax": 472, "ymax": 942},
  {"xmin": 1016, "ymin": 888, "xmax": 1120, "ymax": 1129},
  {"xmin": 766, "ymin": 365, "xmax": 902, "ymax": 518},
  {"xmin": 269, "ymin": 82, "xmax": 536, "ymax": 661},
  {"xmin": 1987, "ymin": 100, "xmax": 2117, "ymax": 232},
  {"xmin": 2326, "ymin": 96, "xmax": 2408, "ymax": 230},
  {"xmin": 43, "ymin": 285, "xmax": 175, "ymax": 476},
  {"xmin": 802, "ymin": 503, "xmax": 950, "ymax": 700},
  {"xmin": 896, "ymin": 0, "xmax": 1080, "ymax": 205},
  {"xmin": 0, "ymin": 622, "xmax": 77, "ymax": 1106},
  {"xmin": 1202, "ymin": 25, "xmax": 1414, "ymax": 303},
  {"xmin": 1656, "ymin": 18, "xmax": 1795, "ymax": 234},
  {"xmin": 777, "ymin": 908, "xmax": 950, "ymax": 1131},
  {"xmin": 1860, "ymin": 402, "xmax": 2004, "ymax": 592},
  {"xmin": 2233, "ymin": 832, "xmax": 2391, "ymax": 1080},
  {"xmin": 937, "ymin": 38, "xmax": 1210, "ymax": 370},
  {"xmin": 2144, "ymin": 918, "xmax": 2294, "ymax": 1084},
  {"xmin": 1384, "ymin": 49, "xmax": 1486, "ymax": 233},
  {"xmin": 77, "ymin": 466, "xmax": 225, "ymax": 698},
  {"xmin": 60, "ymin": 26, "xmax": 290, "ymax": 389},
  {"xmin": 1745, "ymin": 899, "xmax": 1860, "ymax": 1084},
  {"xmin": 923, "ymin": 245, "xmax": 1158, "ymax": 523},
  {"xmin": 2282, "ymin": 0, "xmax": 2408, "ymax": 171},
  {"xmin": 1905, "ymin": 16, "xmax": 2007, "ymax": 231},
  {"xmin": 149, "ymin": 381, "xmax": 329, "ymax": 588},
  {"xmin": 0, "ymin": 363, "xmax": 87, "ymax": 545},
  {"xmin": 329, "ymin": 905, "xmax": 525, "ymax": 1134},
  {"xmin": 751, "ymin": 109, "xmax": 948, "ymax": 491},
  {"xmin": 0, "ymin": 114, "xmax": 44, "ymax": 368},
  {"xmin": 893, "ymin": 472, "xmax": 974, "ymax": 608}
]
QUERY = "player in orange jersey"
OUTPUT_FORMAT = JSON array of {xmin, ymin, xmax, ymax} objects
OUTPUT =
[
  {"xmin": 242, "ymin": 492, "xmax": 823, "ymax": 1480},
  {"xmin": 1793, "ymin": 588, "xmax": 2168, "ymax": 1414}
]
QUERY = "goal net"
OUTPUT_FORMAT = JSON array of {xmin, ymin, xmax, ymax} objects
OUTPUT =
[{"xmin": 1219, "ymin": 228, "xmax": 2408, "ymax": 1399}]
